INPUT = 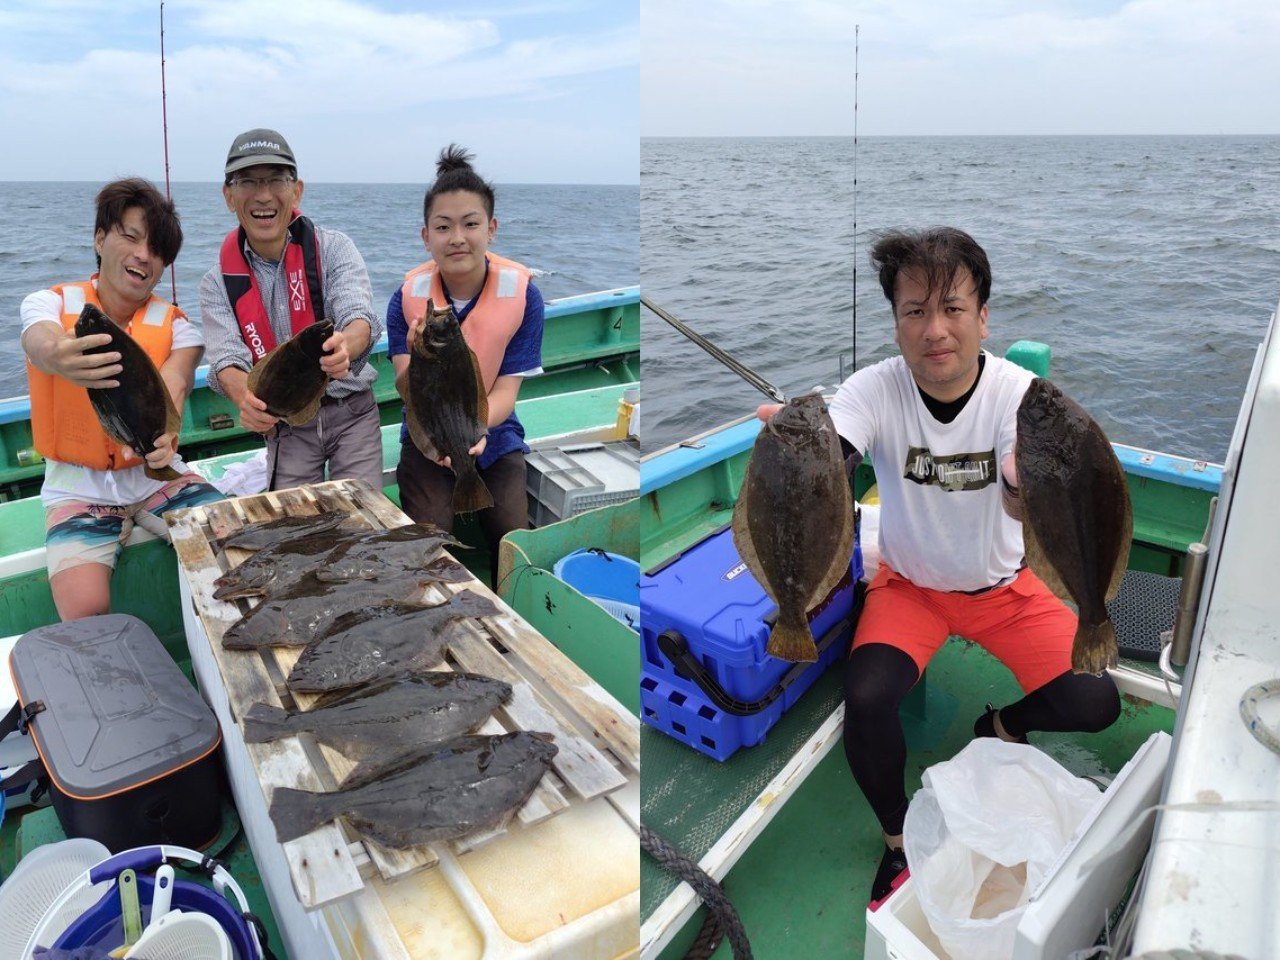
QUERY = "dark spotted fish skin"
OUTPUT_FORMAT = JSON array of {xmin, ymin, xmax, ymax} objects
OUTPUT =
[
  {"xmin": 1016, "ymin": 377, "xmax": 1132, "ymax": 673},
  {"xmin": 241, "ymin": 672, "xmax": 512, "ymax": 758},
  {"xmin": 246, "ymin": 320, "xmax": 334, "ymax": 426},
  {"xmin": 74, "ymin": 304, "xmax": 182, "ymax": 482},
  {"xmin": 220, "ymin": 572, "xmax": 433, "ymax": 650},
  {"xmin": 313, "ymin": 522, "xmax": 466, "ymax": 582},
  {"xmin": 731, "ymin": 394, "xmax": 854, "ymax": 662},
  {"xmin": 403, "ymin": 300, "xmax": 493, "ymax": 514},
  {"xmin": 213, "ymin": 523, "xmax": 463, "ymax": 600},
  {"xmin": 219, "ymin": 511, "xmax": 350, "ymax": 552},
  {"xmin": 285, "ymin": 589, "xmax": 502, "ymax": 693},
  {"xmin": 268, "ymin": 732, "xmax": 558, "ymax": 848},
  {"xmin": 213, "ymin": 526, "xmax": 359, "ymax": 600}
]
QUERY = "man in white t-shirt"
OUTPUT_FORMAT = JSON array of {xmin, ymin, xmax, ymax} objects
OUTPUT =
[
  {"xmin": 762, "ymin": 228, "xmax": 1120, "ymax": 904},
  {"xmin": 20, "ymin": 178, "xmax": 223, "ymax": 621}
]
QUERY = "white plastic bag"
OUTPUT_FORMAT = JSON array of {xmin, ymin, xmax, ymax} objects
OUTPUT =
[{"xmin": 903, "ymin": 738, "xmax": 1101, "ymax": 960}]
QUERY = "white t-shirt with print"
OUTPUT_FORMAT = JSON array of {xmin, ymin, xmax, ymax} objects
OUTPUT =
[
  {"xmin": 21, "ymin": 285, "xmax": 205, "ymax": 507},
  {"xmin": 828, "ymin": 352, "xmax": 1034, "ymax": 592}
]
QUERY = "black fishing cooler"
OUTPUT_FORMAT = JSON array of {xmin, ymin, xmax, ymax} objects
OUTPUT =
[
  {"xmin": 0, "ymin": 614, "xmax": 223, "ymax": 851},
  {"xmin": 639, "ymin": 520, "xmax": 864, "ymax": 761}
]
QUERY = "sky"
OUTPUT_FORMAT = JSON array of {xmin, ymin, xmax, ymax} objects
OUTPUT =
[
  {"xmin": 0, "ymin": 0, "xmax": 638, "ymax": 183},
  {"xmin": 642, "ymin": 0, "xmax": 1280, "ymax": 137}
]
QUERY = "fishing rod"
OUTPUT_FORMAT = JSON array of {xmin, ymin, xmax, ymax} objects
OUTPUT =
[
  {"xmin": 851, "ymin": 23, "xmax": 859, "ymax": 375},
  {"xmin": 160, "ymin": 2, "xmax": 177, "ymax": 305},
  {"xmin": 640, "ymin": 296, "xmax": 785, "ymax": 404}
]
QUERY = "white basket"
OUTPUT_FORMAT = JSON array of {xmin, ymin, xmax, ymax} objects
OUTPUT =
[
  {"xmin": 591, "ymin": 595, "xmax": 640, "ymax": 632},
  {"xmin": 0, "ymin": 837, "xmax": 111, "ymax": 960},
  {"xmin": 125, "ymin": 910, "xmax": 232, "ymax": 960}
]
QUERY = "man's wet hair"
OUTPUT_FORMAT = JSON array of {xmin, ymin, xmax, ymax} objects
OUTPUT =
[
  {"xmin": 423, "ymin": 144, "xmax": 496, "ymax": 222},
  {"xmin": 870, "ymin": 227, "xmax": 992, "ymax": 310},
  {"xmin": 94, "ymin": 177, "xmax": 183, "ymax": 268}
]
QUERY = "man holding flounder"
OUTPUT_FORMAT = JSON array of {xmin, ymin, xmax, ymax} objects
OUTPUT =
[{"xmin": 751, "ymin": 227, "xmax": 1124, "ymax": 905}]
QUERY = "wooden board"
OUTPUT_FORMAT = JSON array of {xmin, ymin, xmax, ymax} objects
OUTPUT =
[{"xmin": 168, "ymin": 478, "xmax": 633, "ymax": 909}]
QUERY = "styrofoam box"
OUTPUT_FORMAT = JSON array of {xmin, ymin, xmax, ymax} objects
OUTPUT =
[{"xmin": 866, "ymin": 731, "xmax": 1171, "ymax": 960}]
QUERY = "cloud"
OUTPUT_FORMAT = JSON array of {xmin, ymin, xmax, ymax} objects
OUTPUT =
[
  {"xmin": 0, "ymin": 0, "xmax": 637, "ymax": 182},
  {"xmin": 642, "ymin": 0, "xmax": 1280, "ymax": 135}
]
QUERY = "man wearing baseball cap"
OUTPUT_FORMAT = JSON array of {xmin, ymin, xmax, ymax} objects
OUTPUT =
[{"xmin": 198, "ymin": 127, "xmax": 383, "ymax": 492}]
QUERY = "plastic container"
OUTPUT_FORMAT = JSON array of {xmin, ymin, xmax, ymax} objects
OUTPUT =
[
  {"xmin": 28, "ymin": 845, "xmax": 265, "ymax": 960},
  {"xmin": 126, "ymin": 910, "xmax": 232, "ymax": 960},
  {"xmin": 640, "ymin": 523, "xmax": 863, "ymax": 761},
  {"xmin": 864, "ymin": 732, "xmax": 1171, "ymax": 960},
  {"xmin": 0, "ymin": 837, "xmax": 112, "ymax": 959},
  {"xmin": 525, "ymin": 442, "xmax": 640, "ymax": 526},
  {"xmin": 553, "ymin": 548, "xmax": 640, "ymax": 631}
]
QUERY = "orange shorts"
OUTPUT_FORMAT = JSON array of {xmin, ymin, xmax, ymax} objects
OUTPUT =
[{"xmin": 852, "ymin": 564, "xmax": 1076, "ymax": 693}]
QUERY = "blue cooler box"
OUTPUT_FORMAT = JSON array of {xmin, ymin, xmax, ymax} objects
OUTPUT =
[{"xmin": 640, "ymin": 521, "xmax": 862, "ymax": 761}]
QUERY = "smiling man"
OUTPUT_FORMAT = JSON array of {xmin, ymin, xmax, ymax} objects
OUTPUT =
[
  {"xmin": 198, "ymin": 128, "xmax": 383, "ymax": 492},
  {"xmin": 760, "ymin": 227, "xmax": 1121, "ymax": 905},
  {"xmin": 20, "ymin": 178, "xmax": 223, "ymax": 621}
]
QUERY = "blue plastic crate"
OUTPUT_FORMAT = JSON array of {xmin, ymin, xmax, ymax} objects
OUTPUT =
[{"xmin": 640, "ymin": 521, "xmax": 862, "ymax": 761}]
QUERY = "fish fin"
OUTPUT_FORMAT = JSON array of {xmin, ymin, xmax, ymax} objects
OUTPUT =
[
  {"xmin": 405, "ymin": 409, "xmax": 442, "ymax": 463},
  {"xmin": 1071, "ymin": 619, "xmax": 1118, "ymax": 674},
  {"xmin": 1022, "ymin": 516, "xmax": 1074, "ymax": 604},
  {"xmin": 730, "ymin": 474, "xmax": 769, "ymax": 591},
  {"xmin": 767, "ymin": 615, "xmax": 819, "ymax": 662},
  {"xmin": 450, "ymin": 588, "xmax": 502, "ymax": 618},
  {"xmin": 425, "ymin": 558, "xmax": 472, "ymax": 583},
  {"xmin": 242, "ymin": 702, "xmax": 295, "ymax": 743},
  {"xmin": 466, "ymin": 344, "xmax": 490, "ymax": 435},
  {"xmin": 808, "ymin": 471, "xmax": 856, "ymax": 609},
  {"xmin": 285, "ymin": 391, "xmax": 324, "ymax": 427},
  {"xmin": 1105, "ymin": 480, "xmax": 1134, "ymax": 604},
  {"xmin": 269, "ymin": 786, "xmax": 335, "ymax": 843},
  {"xmin": 145, "ymin": 465, "xmax": 183, "ymax": 483},
  {"xmin": 452, "ymin": 468, "xmax": 495, "ymax": 514}
]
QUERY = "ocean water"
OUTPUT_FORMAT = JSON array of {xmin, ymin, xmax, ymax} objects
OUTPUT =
[
  {"xmin": 0, "ymin": 180, "xmax": 638, "ymax": 398},
  {"xmin": 641, "ymin": 136, "xmax": 1280, "ymax": 462}
]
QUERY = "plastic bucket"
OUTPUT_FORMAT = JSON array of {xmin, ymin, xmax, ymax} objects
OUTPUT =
[{"xmin": 553, "ymin": 548, "xmax": 640, "ymax": 632}]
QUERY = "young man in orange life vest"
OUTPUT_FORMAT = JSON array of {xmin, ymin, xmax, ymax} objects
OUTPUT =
[
  {"xmin": 386, "ymin": 145, "xmax": 545, "ymax": 582},
  {"xmin": 198, "ymin": 128, "xmax": 383, "ymax": 492},
  {"xmin": 21, "ymin": 178, "xmax": 224, "ymax": 621}
]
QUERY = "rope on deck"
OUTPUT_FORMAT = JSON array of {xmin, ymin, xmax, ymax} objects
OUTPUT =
[
  {"xmin": 1239, "ymin": 679, "xmax": 1280, "ymax": 756},
  {"xmin": 640, "ymin": 823, "xmax": 754, "ymax": 960}
]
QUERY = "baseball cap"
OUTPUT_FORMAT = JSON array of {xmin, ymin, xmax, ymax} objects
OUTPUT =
[{"xmin": 225, "ymin": 128, "xmax": 297, "ymax": 177}]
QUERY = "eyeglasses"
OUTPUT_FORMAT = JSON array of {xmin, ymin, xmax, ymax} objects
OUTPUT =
[{"xmin": 228, "ymin": 175, "xmax": 296, "ymax": 195}]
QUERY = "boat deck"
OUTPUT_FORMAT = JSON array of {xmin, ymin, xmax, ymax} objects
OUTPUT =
[{"xmin": 641, "ymin": 638, "xmax": 1177, "ymax": 959}]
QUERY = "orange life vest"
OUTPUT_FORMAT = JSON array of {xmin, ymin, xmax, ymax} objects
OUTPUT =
[
  {"xmin": 400, "ymin": 253, "xmax": 530, "ymax": 391},
  {"xmin": 28, "ymin": 280, "xmax": 179, "ymax": 471}
]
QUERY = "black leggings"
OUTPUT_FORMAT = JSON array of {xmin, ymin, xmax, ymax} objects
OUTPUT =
[{"xmin": 842, "ymin": 642, "xmax": 1121, "ymax": 836}]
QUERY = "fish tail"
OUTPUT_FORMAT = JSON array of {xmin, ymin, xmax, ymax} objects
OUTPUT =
[
  {"xmin": 452, "ymin": 467, "xmax": 494, "ymax": 515},
  {"xmin": 269, "ymin": 786, "xmax": 337, "ymax": 843},
  {"xmin": 241, "ymin": 703, "xmax": 296, "ymax": 744},
  {"xmin": 1071, "ymin": 619, "xmax": 1118, "ymax": 674},
  {"xmin": 145, "ymin": 464, "xmax": 183, "ymax": 483},
  {"xmin": 767, "ymin": 615, "xmax": 819, "ymax": 663}
]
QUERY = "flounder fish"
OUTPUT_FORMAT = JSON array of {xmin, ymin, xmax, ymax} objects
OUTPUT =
[
  {"xmin": 1016, "ymin": 377, "xmax": 1132, "ymax": 673},
  {"xmin": 314, "ymin": 522, "xmax": 468, "ymax": 582},
  {"xmin": 285, "ymin": 589, "xmax": 502, "ymax": 693},
  {"xmin": 220, "ymin": 572, "xmax": 433, "ymax": 650},
  {"xmin": 732, "ymin": 393, "xmax": 854, "ymax": 662},
  {"xmin": 402, "ymin": 300, "xmax": 493, "ymax": 514},
  {"xmin": 246, "ymin": 319, "xmax": 334, "ymax": 426},
  {"xmin": 268, "ymin": 731, "xmax": 558, "ymax": 848},
  {"xmin": 242, "ymin": 672, "xmax": 512, "ymax": 758},
  {"xmin": 74, "ymin": 304, "xmax": 182, "ymax": 482},
  {"xmin": 218, "ymin": 510, "xmax": 351, "ymax": 552},
  {"xmin": 213, "ymin": 523, "xmax": 464, "ymax": 600}
]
